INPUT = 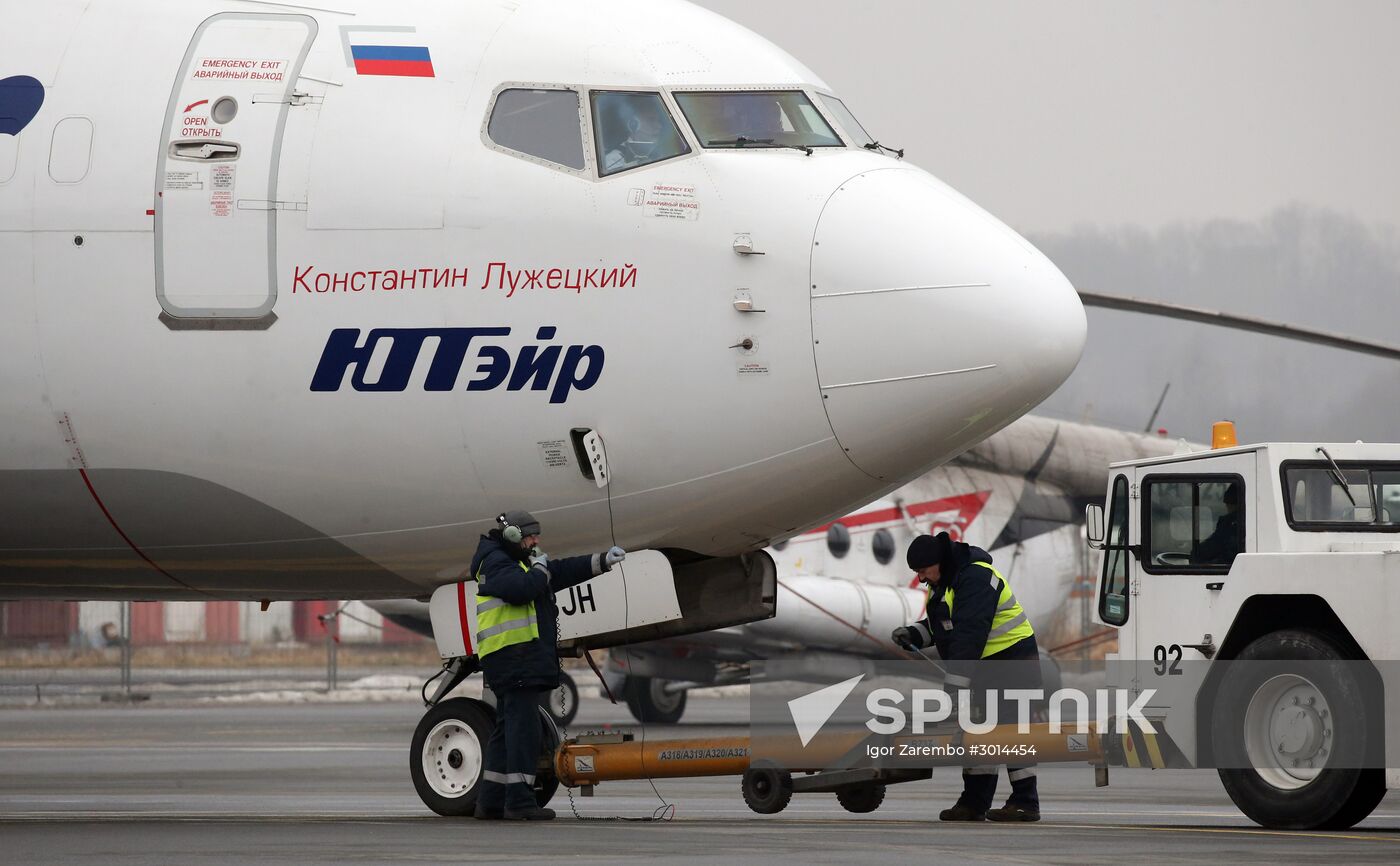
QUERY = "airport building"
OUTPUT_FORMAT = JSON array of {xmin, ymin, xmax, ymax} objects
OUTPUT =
[{"xmin": 0, "ymin": 600, "xmax": 423, "ymax": 648}]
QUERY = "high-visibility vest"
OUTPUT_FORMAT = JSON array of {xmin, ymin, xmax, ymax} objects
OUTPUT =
[
  {"xmin": 928, "ymin": 561, "xmax": 1034, "ymax": 658},
  {"xmin": 474, "ymin": 560, "xmax": 539, "ymax": 658}
]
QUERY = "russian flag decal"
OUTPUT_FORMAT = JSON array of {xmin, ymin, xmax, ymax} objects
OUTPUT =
[{"xmin": 351, "ymin": 44, "xmax": 435, "ymax": 78}]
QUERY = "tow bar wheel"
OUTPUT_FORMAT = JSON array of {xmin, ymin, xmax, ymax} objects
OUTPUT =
[
  {"xmin": 835, "ymin": 782, "xmax": 886, "ymax": 813},
  {"xmin": 410, "ymin": 697, "xmax": 494, "ymax": 816},
  {"xmin": 742, "ymin": 765, "xmax": 793, "ymax": 814}
]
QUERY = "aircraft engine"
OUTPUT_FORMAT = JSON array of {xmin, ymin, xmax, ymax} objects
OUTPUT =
[{"xmin": 741, "ymin": 574, "xmax": 926, "ymax": 655}]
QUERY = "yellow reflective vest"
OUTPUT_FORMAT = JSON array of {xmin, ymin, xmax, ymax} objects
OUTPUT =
[
  {"xmin": 928, "ymin": 561, "xmax": 1034, "ymax": 658},
  {"xmin": 474, "ymin": 560, "xmax": 540, "ymax": 658}
]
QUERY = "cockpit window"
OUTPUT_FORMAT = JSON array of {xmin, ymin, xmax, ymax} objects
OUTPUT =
[
  {"xmin": 673, "ymin": 91, "xmax": 842, "ymax": 150},
  {"xmin": 816, "ymin": 94, "xmax": 874, "ymax": 148},
  {"xmin": 487, "ymin": 88, "xmax": 586, "ymax": 170},
  {"xmin": 590, "ymin": 91, "xmax": 690, "ymax": 176}
]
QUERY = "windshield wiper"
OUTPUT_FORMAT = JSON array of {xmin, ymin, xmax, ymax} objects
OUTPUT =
[
  {"xmin": 863, "ymin": 141, "xmax": 905, "ymax": 159},
  {"xmin": 1316, "ymin": 446, "xmax": 1358, "ymax": 507},
  {"xmin": 706, "ymin": 136, "xmax": 813, "ymax": 156}
]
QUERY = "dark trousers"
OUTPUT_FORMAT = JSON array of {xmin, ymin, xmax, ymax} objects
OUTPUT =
[
  {"xmin": 958, "ymin": 638, "xmax": 1040, "ymax": 812},
  {"xmin": 959, "ymin": 765, "xmax": 1038, "ymax": 812},
  {"xmin": 477, "ymin": 687, "xmax": 544, "ymax": 812}
]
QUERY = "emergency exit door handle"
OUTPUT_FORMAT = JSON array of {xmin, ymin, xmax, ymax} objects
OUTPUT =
[{"xmin": 169, "ymin": 141, "xmax": 240, "ymax": 161}]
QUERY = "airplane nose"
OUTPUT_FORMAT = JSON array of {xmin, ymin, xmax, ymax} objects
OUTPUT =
[{"xmin": 811, "ymin": 168, "xmax": 1086, "ymax": 481}]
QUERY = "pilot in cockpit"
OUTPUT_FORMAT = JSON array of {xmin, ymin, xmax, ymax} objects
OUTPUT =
[
  {"xmin": 602, "ymin": 104, "xmax": 666, "ymax": 172},
  {"xmin": 725, "ymin": 94, "xmax": 783, "ymax": 142}
]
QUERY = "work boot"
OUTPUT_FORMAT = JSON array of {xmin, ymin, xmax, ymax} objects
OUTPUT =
[
  {"xmin": 473, "ymin": 804, "xmax": 503, "ymax": 820},
  {"xmin": 938, "ymin": 803, "xmax": 986, "ymax": 822},
  {"xmin": 986, "ymin": 804, "xmax": 1040, "ymax": 822},
  {"xmin": 503, "ymin": 805, "xmax": 556, "ymax": 821}
]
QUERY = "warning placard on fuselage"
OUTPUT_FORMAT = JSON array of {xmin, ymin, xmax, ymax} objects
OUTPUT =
[
  {"xmin": 643, "ymin": 184, "xmax": 699, "ymax": 221},
  {"xmin": 191, "ymin": 58, "xmax": 288, "ymax": 82}
]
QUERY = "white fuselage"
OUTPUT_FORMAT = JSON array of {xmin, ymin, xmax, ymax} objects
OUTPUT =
[
  {"xmin": 0, "ymin": 0, "xmax": 1085, "ymax": 601},
  {"xmin": 677, "ymin": 415, "xmax": 1180, "ymax": 659}
]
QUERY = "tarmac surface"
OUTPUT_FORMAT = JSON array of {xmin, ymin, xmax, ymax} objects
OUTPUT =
[{"xmin": 2, "ymin": 695, "xmax": 1399, "ymax": 864}]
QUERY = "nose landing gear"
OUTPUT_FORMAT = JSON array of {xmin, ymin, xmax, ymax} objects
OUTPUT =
[{"xmin": 409, "ymin": 697, "xmax": 561, "ymax": 816}]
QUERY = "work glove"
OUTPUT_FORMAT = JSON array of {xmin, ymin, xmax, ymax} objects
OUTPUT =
[
  {"xmin": 529, "ymin": 549, "xmax": 549, "ymax": 569},
  {"xmin": 604, "ymin": 546, "xmax": 627, "ymax": 567},
  {"xmin": 892, "ymin": 625, "xmax": 926, "ymax": 651}
]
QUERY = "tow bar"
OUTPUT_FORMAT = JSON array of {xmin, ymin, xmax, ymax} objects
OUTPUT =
[{"xmin": 551, "ymin": 721, "xmax": 1163, "ymax": 814}]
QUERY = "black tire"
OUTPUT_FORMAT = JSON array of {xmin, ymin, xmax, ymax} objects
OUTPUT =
[
  {"xmin": 542, "ymin": 671, "xmax": 579, "ymax": 729},
  {"xmin": 1212, "ymin": 629, "xmax": 1386, "ymax": 830},
  {"xmin": 534, "ymin": 706, "xmax": 561, "ymax": 808},
  {"xmin": 835, "ymin": 782, "xmax": 886, "ymax": 813},
  {"xmin": 742, "ymin": 765, "xmax": 793, "ymax": 814},
  {"xmin": 410, "ymin": 697, "xmax": 495, "ymax": 816},
  {"xmin": 624, "ymin": 676, "xmax": 687, "ymax": 724}
]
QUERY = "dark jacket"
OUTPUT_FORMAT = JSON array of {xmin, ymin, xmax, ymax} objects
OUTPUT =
[
  {"xmin": 1197, "ymin": 510, "xmax": 1242, "ymax": 566},
  {"xmin": 469, "ymin": 531, "xmax": 601, "ymax": 693},
  {"xmin": 923, "ymin": 543, "xmax": 1037, "ymax": 663}
]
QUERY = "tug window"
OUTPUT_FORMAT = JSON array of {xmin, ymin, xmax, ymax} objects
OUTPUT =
[
  {"xmin": 487, "ymin": 88, "xmax": 586, "ymax": 170},
  {"xmin": 590, "ymin": 91, "xmax": 689, "ymax": 176},
  {"xmin": 1098, "ymin": 475, "xmax": 1131, "ymax": 626},
  {"xmin": 1283, "ymin": 462, "xmax": 1400, "ymax": 531},
  {"xmin": 1143, "ymin": 476, "xmax": 1245, "ymax": 572}
]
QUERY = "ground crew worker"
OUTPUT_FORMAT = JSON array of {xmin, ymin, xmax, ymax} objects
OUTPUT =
[
  {"xmin": 1197, "ymin": 483, "xmax": 1243, "ymax": 566},
  {"xmin": 469, "ymin": 510, "xmax": 626, "ymax": 821},
  {"xmin": 892, "ymin": 531, "xmax": 1042, "ymax": 822}
]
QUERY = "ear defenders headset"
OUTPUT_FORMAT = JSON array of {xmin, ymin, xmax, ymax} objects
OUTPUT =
[{"xmin": 497, "ymin": 513, "xmax": 523, "ymax": 545}]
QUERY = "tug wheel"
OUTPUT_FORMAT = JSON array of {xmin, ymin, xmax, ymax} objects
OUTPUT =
[{"xmin": 1212, "ymin": 629, "xmax": 1385, "ymax": 830}]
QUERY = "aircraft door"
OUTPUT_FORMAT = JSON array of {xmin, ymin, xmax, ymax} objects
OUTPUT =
[
  {"xmin": 1132, "ymin": 454, "xmax": 1254, "ymax": 668},
  {"xmin": 155, "ymin": 13, "xmax": 316, "ymax": 320}
]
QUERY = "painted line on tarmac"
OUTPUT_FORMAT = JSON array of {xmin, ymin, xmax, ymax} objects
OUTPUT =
[
  {"xmin": 0, "ymin": 812, "xmax": 1396, "ymax": 842},
  {"xmin": 650, "ymin": 817, "xmax": 1400, "ymax": 843},
  {"xmin": 0, "ymin": 812, "xmax": 435, "ymax": 822},
  {"xmin": 0, "ymin": 745, "xmax": 396, "ymax": 752},
  {"xmin": 991, "ymin": 822, "xmax": 1400, "ymax": 844}
]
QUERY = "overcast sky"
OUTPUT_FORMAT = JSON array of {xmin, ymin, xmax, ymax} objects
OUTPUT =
[
  {"xmin": 696, "ymin": 1, "xmax": 1400, "ymax": 441},
  {"xmin": 695, "ymin": 0, "xmax": 1400, "ymax": 235}
]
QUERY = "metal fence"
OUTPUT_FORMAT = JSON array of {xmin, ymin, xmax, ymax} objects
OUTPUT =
[{"xmin": 0, "ymin": 600, "xmax": 439, "ymax": 704}]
